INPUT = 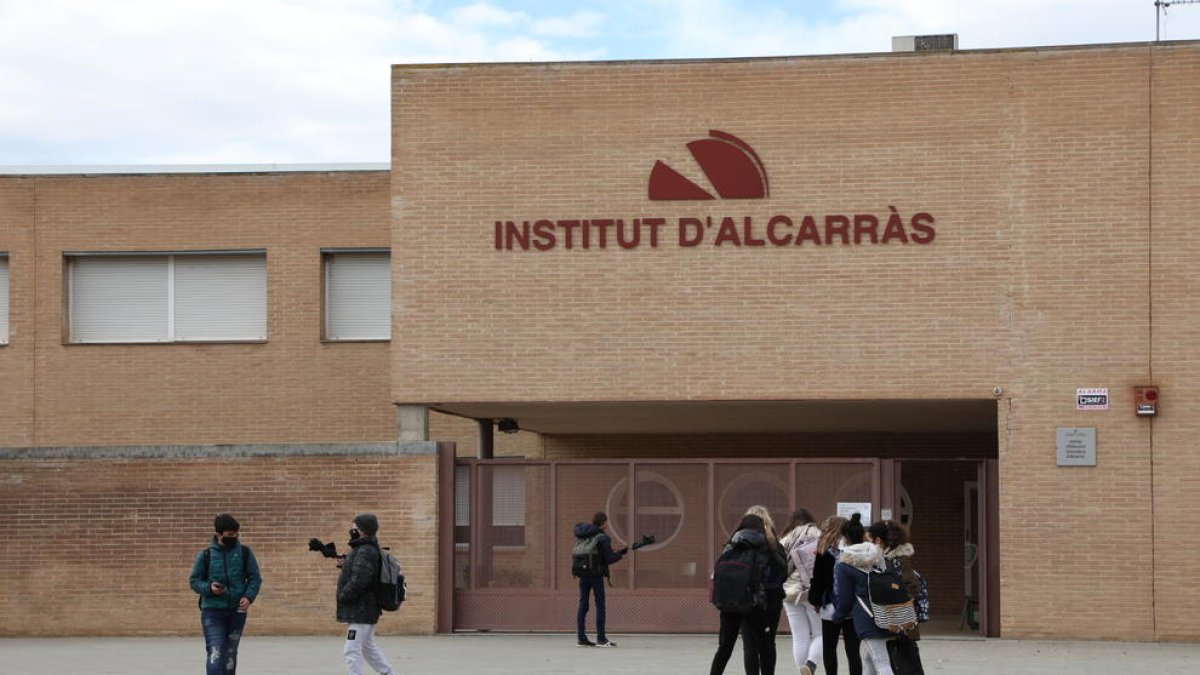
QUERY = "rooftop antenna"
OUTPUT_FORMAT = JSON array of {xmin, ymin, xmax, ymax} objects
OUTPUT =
[{"xmin": 1156, "ymin": 0, "xmax": 1200, "ymax": 41}]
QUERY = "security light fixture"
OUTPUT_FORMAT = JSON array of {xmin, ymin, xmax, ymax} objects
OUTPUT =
[{"xmin": 496, "ymin": 418, "xmax": 520, "ymax": 434}]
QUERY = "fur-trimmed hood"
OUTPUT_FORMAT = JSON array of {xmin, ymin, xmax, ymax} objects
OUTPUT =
[
  {"xmin": 837, "ymin": 542, "xmax": 884, "ymax": 571},
  {"xmin": 885, "ymin": 543, "xmax": 915, "ymax": 560}
]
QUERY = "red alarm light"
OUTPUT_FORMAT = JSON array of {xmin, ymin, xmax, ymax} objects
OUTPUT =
[{"xmin": 1134, "ymin": 386, "xmax": 1159, "ymax": 416}]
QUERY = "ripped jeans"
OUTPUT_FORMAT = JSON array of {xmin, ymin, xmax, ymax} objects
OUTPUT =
[{"xmin": 201, "ymin": 608, "xmax": 248, "ymax": 675}]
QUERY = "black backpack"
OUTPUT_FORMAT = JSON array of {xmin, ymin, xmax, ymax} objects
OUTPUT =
[{"xmin": 710, "ymin": 544, "xmax": 764, "ymax": 614}]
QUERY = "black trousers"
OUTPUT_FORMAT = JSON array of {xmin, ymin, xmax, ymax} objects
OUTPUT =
[
  {"xmin": 821, "ymin": 618, "xmax": 862, "ymax": 675},
  {"xmin": 710, "ymin": 607, "xmax": 778, "ymax": 675}
]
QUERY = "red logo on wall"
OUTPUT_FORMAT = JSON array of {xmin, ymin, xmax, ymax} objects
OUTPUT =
[{"xmin": 649, "ymin": 130, "xmax": 769, "ymax": 200}]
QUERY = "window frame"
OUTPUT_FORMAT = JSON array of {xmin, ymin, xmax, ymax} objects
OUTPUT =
[
  {"xmin": 64, "ymin": 249, "xmax": 268, "ymax": 345},
  {"xmin": 321, "ymin": 247, "xmax": 392, "ymax": 343}
]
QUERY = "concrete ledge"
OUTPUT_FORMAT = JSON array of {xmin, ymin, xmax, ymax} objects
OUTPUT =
[{"xmin": 0, "ymin": 441, "xmax": 437, "ymax": 460}]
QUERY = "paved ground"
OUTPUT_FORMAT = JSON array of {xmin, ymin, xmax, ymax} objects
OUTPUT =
[{"xmin": 2, "ymin": 633, "xmax": 1198, "ymax": 675}]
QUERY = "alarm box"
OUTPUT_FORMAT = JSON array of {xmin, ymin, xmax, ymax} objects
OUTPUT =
[{"xmin": 1134, "ymin": 386, "xmax": 1159, "ymax": 417}]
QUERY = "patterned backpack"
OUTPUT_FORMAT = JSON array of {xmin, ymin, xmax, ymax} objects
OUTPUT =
[{"xmin": 913, "ymin": 570, "xmax": 930, "ymax": 623}]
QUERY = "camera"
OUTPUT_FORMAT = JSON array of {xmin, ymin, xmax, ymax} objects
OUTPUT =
[
  {"xmin": 631, "ymin": 534, "xmax": 656, "ymax": 550},
  {"xmin": 308, "ymin": 538, "xmax": 341, "ymax": 559}
]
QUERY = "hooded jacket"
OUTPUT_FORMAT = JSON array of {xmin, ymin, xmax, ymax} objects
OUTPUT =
[
  {"xmin": 885, "ymin": 543, "xmax": 922, "ymax": 640},
  {"xmin": 572, "ymin": 522, "xmax": 625, "ymax": 578},
  {"xmin": 337, "ymin": 514, "xmax": 384, "ymax": 625},
  {"xmin": 830, "ymin": 542, "xmax": 893, "ymax": 640},
  {"xmin": 189, "ymin": 538, "xmax": 263, "ymax": 611}
]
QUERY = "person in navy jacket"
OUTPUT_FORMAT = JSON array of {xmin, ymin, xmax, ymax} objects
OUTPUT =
[
  {"xmin": 830, "ymin": 514, "xmax": 895, "ymax": 675},
  {"xmin": 572, "ymin": 511, "xmax": 627, "ymax": 647}
]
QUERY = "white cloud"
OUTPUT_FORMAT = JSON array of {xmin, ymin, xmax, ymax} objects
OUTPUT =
[
  {"xmin": 533, "ymin": 11, "xmax": 605, "ymax": 38},
  {"xmin": 449, "ymin": 1, "xmax": 523, "ymax": 28},
  {"xmin": 0, "ymin": 0, "xmax": 1197, "ymax": 164}
]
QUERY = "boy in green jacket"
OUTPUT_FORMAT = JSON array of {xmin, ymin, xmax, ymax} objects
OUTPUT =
[{"xmin": 189, "ymin": 513, "xmax": 263, "ymax": 675}]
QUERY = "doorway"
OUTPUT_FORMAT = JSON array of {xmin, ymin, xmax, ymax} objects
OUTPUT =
[{"xmin": 896, "ymin": 459, "xmax": 999, "ymax": 637}]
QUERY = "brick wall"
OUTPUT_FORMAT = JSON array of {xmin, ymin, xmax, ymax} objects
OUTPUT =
[
  {"xmin": 0, "ymin": 170, "xmax": 394, "ymax": 448},
  {"xmin": 392, "ymin": 43, "xmax": 1200, "ymax": 640},
  {"xmin": 1145, "ymin": 45, "xmax": 1200, "ymax": 644},
  {"xmin": 0, "ymin": 447, "xmax": 440, "ymax": 636}
]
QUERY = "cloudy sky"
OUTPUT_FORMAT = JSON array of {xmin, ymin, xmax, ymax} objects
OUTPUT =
[{"xmin": 1, "ymin": 0, "xmax": 1196, "ymax": 166}]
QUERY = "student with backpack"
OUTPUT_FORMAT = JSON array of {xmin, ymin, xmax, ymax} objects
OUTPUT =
[
  {"xmin": 808, "ymin": 515, "xmax": 861, "ymax": 675},
  {"xmin": 571, "ymin": 511, "xmax": 628, "ymax": 647},
  {"xmin": 871, "ymin": 521, "xmax": 926, "ymax": 675},
  {"xmin": 831, "ymin": 517, "xmax": 916, "ymax": 675},
  {"xmin": 742, "ymin": 505, "xmax": 787, "ymax": 675},
  {"xmin": 779, "ymin": 508, "xmax": 822, "ymax": 675},
  {"xmin": 336, "ymin": 514, "xmax": 396, "ymax": 675},
  {"xmin": 709, "ymin": 513, "xmax": 787, "ymax": 675},
  {"xmin": 189, "ymin": 513, "xmax": 262, "ymax": 675}
]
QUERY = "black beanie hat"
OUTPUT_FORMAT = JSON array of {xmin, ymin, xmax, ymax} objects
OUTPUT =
[{"xmin": 353, "ymin": 513, "xmax": 379, "ymax": 537}]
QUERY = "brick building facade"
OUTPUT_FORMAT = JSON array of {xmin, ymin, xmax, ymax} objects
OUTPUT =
[{"xmin": 2, "ymin": 40, "xmax": 1198, "ymax": 641}]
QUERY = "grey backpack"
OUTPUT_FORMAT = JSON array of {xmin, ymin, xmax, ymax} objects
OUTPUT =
[{"xmin": 571, "ymin": 535, "xmax": 603, "ymax": 577}]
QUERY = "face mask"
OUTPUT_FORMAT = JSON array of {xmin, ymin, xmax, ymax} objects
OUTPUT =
[
  {"xmin": 349, "ymin": 528, "xmax": 362, "ymax": 540},
  {"xmin": 220, "ymin": 536, "xmax": 238, "ymax": 548}
]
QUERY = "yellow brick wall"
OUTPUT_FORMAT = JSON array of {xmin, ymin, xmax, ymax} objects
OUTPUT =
[
  {"xmin": 0, "ymin": 451, "xmax": 439, "ymax": 636},
  {"xmin": 0, "ymin": 179, "xmax": 36, "ymax": 445},
  {"xmin": 391, "ymin": 43, "xmax": 1200, "ymax": 640},
  {"xmin": 1147, "ymin": 46, "xmax": 1200, "ymax": 643},
  {"xmin": 0, "ymin": 171, "xmax": 394, "ymax": 447}
]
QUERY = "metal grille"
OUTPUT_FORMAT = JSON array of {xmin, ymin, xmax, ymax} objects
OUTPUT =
[
  {"xmin": 453, "ymin": 458, "xmax": 878, "ymax": 632},
  {"xmin": 914, "ymin": 34, "xmax": 957, "ymax": 51}
]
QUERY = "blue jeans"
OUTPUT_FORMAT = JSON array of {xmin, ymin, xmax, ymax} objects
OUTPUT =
[
  {"xmin": 201, "ymin": 608, "xmax": 248, "ymax": 675},
  {"xmin": 576, "ymin": 575, "xmax": 606, "ymax": 642}
]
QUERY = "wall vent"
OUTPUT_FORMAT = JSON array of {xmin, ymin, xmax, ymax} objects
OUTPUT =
[{"xmin": 892, "ymin": 34, "xmax": 958, "ymax": 52}]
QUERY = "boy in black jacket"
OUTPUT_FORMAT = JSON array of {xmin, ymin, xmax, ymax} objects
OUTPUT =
[{"xmin": 336, "ymin": 514, "xmax": 395, "ymax": 675}]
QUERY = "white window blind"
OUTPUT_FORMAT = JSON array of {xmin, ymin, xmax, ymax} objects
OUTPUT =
[
  {"xmin": 492, "ymin": 465, "xmax": 526, "ymax": 527},
  {"xmin": 174, "ymin": 255, "xmax": 266, "ymax": 341},
  {"xmin": 455, "ymin": 466, "xmax": 470, "ymax": 527},
  {"xmin": 0, "ymin": 256, "xmax": 9, "ymax": 344},
  {"xmin": 70, "ymin": 256, "xmax": 169, "ymax": 343},
  {"xmin": 325, "ymin": 251, "xmax": 391, "ymax": 340},
  {"xmin": 69, "ymin": 253, "xmax": 265, "ymax": 343}
]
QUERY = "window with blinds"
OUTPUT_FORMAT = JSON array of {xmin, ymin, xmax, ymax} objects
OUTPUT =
[
  {"xmin": 67, "ymin": 252, "xmax": 267, "ymax": 343},
  {"xmin": 0, "ymin": 255, "xmax": 8, "ymax": 344},
  {"xmin": 323, "ymin": 250, "xmax": 391, "ymax": 341},
  {"xmin": 492, "ymin": 465, "xmax": 526, "ymax": 527}
]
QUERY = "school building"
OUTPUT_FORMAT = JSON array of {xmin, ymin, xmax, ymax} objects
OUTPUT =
[{"xmin": 1, "ymin": 39, "xmax": 1198, "ymax": 641}]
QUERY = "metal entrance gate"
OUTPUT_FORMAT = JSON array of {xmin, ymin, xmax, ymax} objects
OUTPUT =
[{"xmin": 451, "ymin": 458, "xmax": 879, "ymax": 632}]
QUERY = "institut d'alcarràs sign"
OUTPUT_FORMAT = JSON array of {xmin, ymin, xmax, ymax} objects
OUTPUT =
[{"xmin": 492, "ymin": 130, "xmax": 936, "ymax": 252}]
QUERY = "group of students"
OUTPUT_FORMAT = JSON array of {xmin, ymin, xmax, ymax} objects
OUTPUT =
[{"xmin": 710, "ymin": 507, "xmax": 925, "ymax": 675}]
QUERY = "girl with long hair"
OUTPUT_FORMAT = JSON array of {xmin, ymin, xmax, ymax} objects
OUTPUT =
[{"xmin": 779, "ymin": 508, "xmax": 822, "ymax": 675}]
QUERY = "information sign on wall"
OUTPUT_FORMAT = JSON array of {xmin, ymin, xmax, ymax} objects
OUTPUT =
[
  {"xmin": 837, "ymin": 502, "xmax": 872, "ymax": 525},
  {"xmin": 1056, "ymin": 427, "xmax": 1097, "ymax": 466}
]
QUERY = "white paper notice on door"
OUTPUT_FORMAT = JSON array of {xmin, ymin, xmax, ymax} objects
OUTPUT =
[{"xmin": 836, "ymin": 502, "xmax": 872, "ymax": 525}]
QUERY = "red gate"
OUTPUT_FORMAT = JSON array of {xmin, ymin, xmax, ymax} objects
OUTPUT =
[{"xmin": 450, "ymin": 458, "xmax": 879, "ymax": 632}]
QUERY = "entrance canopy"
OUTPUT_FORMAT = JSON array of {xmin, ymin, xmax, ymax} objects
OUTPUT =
[{"xmin": 430, "ymin": 399, "xmax": 997, "ymax": 435}]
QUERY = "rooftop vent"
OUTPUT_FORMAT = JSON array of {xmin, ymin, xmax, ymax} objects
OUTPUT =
[{"xmin": 892, "ymin": 34, "xmax": 958, "ymax": 52}]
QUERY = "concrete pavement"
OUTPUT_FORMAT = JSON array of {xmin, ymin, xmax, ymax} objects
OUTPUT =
[{"xmin": 1, "ymin": 633, "xmax": 1198, "ymax": 675}]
